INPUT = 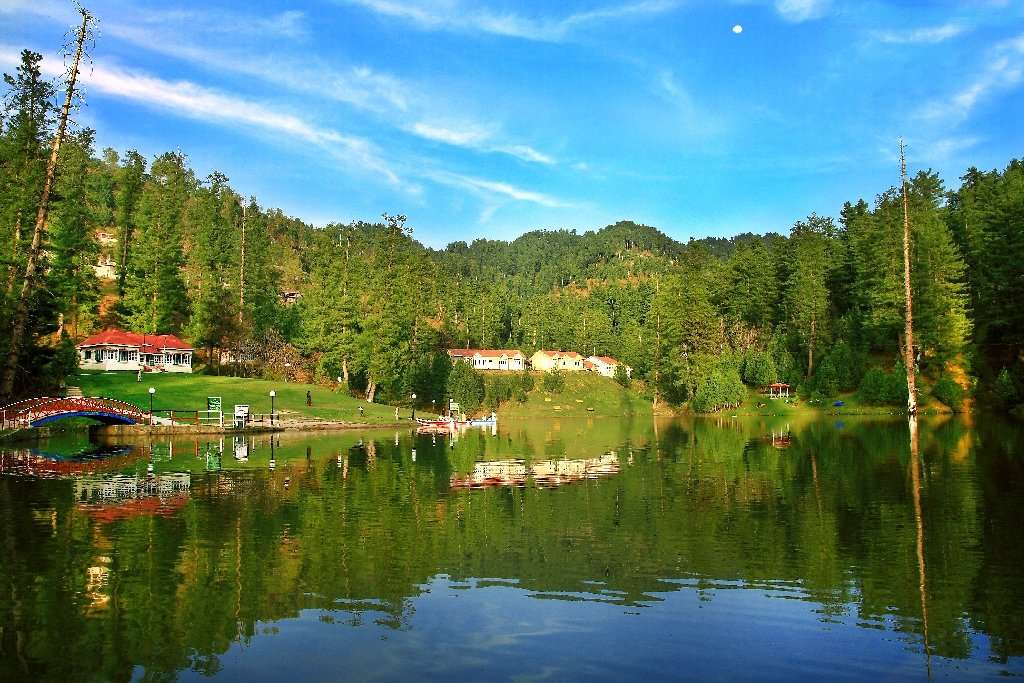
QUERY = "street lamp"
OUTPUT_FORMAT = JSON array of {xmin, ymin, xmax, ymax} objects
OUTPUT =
[
  {"xmin": 269, "ymin": 390, "xmax": 276, "ymax": 426},
  {"xmin": 431, "ymin": 398, "xmax": 436, "ymax": 416},
  {"xmin": 411, "ymin": 392, "xmax": 417, "ymax": 421},
  {"xmin": 148, "ymin": 387, "xmax": 156, "ymax": 426}
]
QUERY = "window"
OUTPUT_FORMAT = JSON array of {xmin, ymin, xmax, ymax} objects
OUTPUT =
[
  {"xmin": 84, "ymin": 350, "xmax": 92, "ymax": 360},
  {"xmin": 119, "ymin": 349, "xmax": 128, "ymax": 362},
  {"xmin": 128, "ymin": 350, "xmax": 138, "ymax": 361}
]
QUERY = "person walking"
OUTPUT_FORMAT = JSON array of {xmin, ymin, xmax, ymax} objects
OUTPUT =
[{"xmin": 306, "ymin": 390, "xmax": 312, "ymax": 407}]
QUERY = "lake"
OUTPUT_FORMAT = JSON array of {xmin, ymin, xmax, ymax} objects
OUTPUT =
[{"xmin": 1, "ymin": 415, "xmax": 1022, "ymax": 681}]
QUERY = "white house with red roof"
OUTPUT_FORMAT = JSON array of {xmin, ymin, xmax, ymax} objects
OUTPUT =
[
  {"xmin": 77, "ymin": 330, "xmax": 194, "ymax": 373},
  {"xmin": 530, "ymin": 350, "xmax": 585, "ymax": 372},
  {"xmin": 448, "ymin": 348, "xmax": 526, "ymax": 371},
  {"xmin": 586, "ymin": 355, "xmax": 632, "ymax": 379}
]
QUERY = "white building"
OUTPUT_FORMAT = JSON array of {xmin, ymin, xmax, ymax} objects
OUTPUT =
[
  {"xmin": 448, "ymin": 349, "xmax": 526, "ymax": 371},
  {"xmin": 77, "ymin": 330, "xmax": 194, "ymax": 373},
  {"xmin": 585, "ymin": 355, "xmax": 632, "ymax": 379}
]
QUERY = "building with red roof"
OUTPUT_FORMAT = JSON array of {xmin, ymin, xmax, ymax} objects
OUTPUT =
[
  {"xmin": 448, "ymin": 348, "xmax": 526, "ymax": 371},
  {"xmin": 530, "ymin": 350, "xmax": 585, "ymax": 372},
  {"xmin": 77, "ymin": 329, "xmax": 194, "ymax": 373},
  {"xmin": 585, "ymin": 355, "xmax": 633, "ymax": 379}
]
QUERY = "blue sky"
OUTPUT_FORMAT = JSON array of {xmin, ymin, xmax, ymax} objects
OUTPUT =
[{"xmin": 1, "ymin": 0, "xmax": 1022, "ymax": 247}]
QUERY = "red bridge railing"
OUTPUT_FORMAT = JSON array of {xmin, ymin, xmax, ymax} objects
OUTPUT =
[{"xmin": 0, "ymin": 396, "xmax": 146, "ymax": 429}]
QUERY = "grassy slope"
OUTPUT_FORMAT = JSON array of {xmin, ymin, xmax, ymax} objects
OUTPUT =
[
  {"xmin": 75, "ymin": 372, "xmax": 420, "ymax": 424},
  {"xmin": 497, "ymin": 372, "xmax": 650, "ymax": 418}
]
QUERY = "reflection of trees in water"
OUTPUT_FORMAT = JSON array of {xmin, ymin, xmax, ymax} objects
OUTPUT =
[{"xmin": 1, "ymin": 416, "xmax": 1023, "ymax": 680}]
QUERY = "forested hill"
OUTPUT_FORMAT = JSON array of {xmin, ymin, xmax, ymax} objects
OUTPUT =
[{"xmin": 2, "ymin": 48, "xmax": 1023, "ymax": 413}]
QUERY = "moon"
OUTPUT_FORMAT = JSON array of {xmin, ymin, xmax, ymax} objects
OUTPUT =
[{"xmin": 732, "ymin": 24, "xmax": 743, "ymax": 34}]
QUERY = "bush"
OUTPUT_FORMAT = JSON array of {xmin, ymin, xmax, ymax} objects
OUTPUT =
[
  {"xmin": 690, "ymin": 368, "xmax": 745, "ymax": 413},
  {"xmin": 994, "ymin": 367, "xmax": 1019, "ymax": 407},
  {"xmin": 614, "ymin": 363, "xmax": 631, "ymax": 388},
  {"xmin": 932, "ymin": 375, "xmax": 965, "ymax": 410},
  {"xmin": 542, "ymin": 369, "xmax": 566, "ymax": 393},
  {"xmin": 858, "ymin": 363, "xmax": 909, "ymax": 406},
  {"xmin": 813, "ymin": 356, "xmax": 840, "ymax": 397},
  {"xmin": 447, "ymin": 362, "xmax": 485, "ymax": 415},
  {"xmin": 742, "ymin": 349, "xmax": 776, "ymax": 386}
]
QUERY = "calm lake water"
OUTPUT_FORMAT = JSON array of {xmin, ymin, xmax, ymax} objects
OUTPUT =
[{"xmin": 1, "ymin": 415, "xmax": 1022, "ymax": 682}]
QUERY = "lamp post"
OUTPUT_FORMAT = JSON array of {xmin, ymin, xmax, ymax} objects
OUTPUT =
[
  {"xmin": 431, "ymin": 398, "xmax": 435, "ymax": 416},
  {"xmin": 148, "ymin": 387, "xmax": 155, "ymax": 426},
  {"xmin": 269, "ymin": 390, "xmax": 276, "ymax": 426},
  {"xmin": 411, "ymin": 393, "xmax": 417, "ymax": 421}
]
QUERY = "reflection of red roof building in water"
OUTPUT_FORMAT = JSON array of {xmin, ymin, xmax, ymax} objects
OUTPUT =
[
  {"xmin": 450, "ymin": 453, "xmax": 620, "ymax": 489},
  {"xmin": 78, "ymin": 494, "xmax": 189, "ymax": 523},
  {"xmin": 73, "ymin": 472, "xmax": 191, "ymax": 522}
]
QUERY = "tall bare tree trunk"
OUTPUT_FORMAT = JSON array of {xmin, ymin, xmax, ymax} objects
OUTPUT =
[
  {"xmin": 5, "ymin": 210, "xmax": 22, "ymax": 297},
  {"xmin": 1, "ymin": 8, "xmax": 92, "ymax": 399},
  {"xmin": 119, "ymin": 220, "xmax": 131, "ymax": 295},
  {"xmin": 366, "ymin": 379, "xmax": 377, "ymax": 404},
  {"xmin": 900, "ymin": 140, "xmax": 918, "ymax": 415},
  {"xmin": 238, "ymin": 203, "xmax": 246, "ymax": 325}
]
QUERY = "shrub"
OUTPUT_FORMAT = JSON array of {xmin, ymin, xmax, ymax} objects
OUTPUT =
[
  {"xmin": 742, "ymin": 349, "xmax": 776, "ymax": 387},
  {"xmin": 813, "ymin": 356, "xmax": 840, "ymax": 397},
  {"xmin": 690, "ymin": 367, "xmax": 745, "ymax": 413},
  {"xmin": 994, "ymin": 367, "xmax": 1019, "ymax": 407},
  {"xmin": 858, "ymin": 363, "xmax": 909, "ymax": 406},
  {"xmin": 447, "ymin": 362, "xmax": 485, "ymax": 415},
  {"xmin": 542, "ymin": 369, "xmax": 566, "ymax": 393},
  {"xmin": 614, "ymin": 363, "xmax": 631, "ymax": 388},
  {"xmin": 932, "ymin": 375, "xmax": 965, "ymax": 410}
]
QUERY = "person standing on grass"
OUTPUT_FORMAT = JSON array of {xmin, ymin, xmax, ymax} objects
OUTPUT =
[{"xmin": 306, "ymin": 390, "xmax": 312, "ymax": 407}]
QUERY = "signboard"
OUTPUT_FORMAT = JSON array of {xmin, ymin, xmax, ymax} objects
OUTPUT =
[
  {"xmin": 207, "ymin": 396, "xmax": 222, "ymax": 413},
  {"xmin": 448, "ymin": 399, "xmax": 460, "ymax": 414}
]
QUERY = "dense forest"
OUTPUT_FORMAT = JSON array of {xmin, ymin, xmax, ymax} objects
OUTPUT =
[{"xmin": 1, "ymin": 48, "xmax": 1022, "ymax": 413}]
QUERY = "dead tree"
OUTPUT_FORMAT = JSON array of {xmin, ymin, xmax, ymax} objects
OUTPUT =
[
  {"xmin": 900, "ymin": 139, "xmax": 918, "ymax": 415},
  {"xmin": 1, "ymin": 8, "xmax": 94, "ymax": 399}
]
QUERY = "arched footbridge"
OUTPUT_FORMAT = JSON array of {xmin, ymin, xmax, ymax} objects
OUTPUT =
[{"xmin": 1, "ymin": 397, "xmax": 146, "ymax": 428}]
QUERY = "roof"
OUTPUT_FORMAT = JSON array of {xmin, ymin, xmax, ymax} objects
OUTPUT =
[
  {"xmin": 448, "ymin": 348, "xmax": 524, "ymax": 358},
  {"xmin": 587, "ymin": 355, "xmax": 621, "ymax": 365},
  {"xmin": 534, "ymin": 350, "xmax": 583, "ymax": 360},
  {"xmin": 77, "ymin": 329, "xmax": 193, "ymax": 352}
]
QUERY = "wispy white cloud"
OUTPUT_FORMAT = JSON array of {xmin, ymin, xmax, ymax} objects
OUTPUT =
[
  {"xmin": 410, "ymin": 121, "xmax": 555, "ymax": 164},
  {"xmin": 774, "ymin": 0, "xmax": 830, "ymax": 23},
  {"xmin": 4, "ymin": 0, "xmax": 557, "ymax": 166},
  {"xmin": 918, "ymin": 33, "xmax": 1024, "ymax": 123},
  {"xmin": 0, "ymin": 45, "xmax": 404, "ymax": 187},
  {"xmin": 872, "ymin": 23, "xmax": 965, "ymax": 45},
  {"xmin": 425, "ymin": 169, "xmax": 572, "ymax": 208},
  {"xmin": 340, "ymin": 0, "xmax": 680, "ymax": 41}
]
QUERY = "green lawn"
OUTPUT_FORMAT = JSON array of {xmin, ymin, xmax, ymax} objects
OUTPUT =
[
  {"xmin": 75, "ymin": 372, "xmax": 422, "ymax": 424},
  {"xmin": 498, "ymin": 372, "xmax": 651, "ymax": 418}
]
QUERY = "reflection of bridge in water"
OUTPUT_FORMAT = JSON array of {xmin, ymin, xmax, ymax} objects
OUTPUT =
[{"xmin": 450, "ymin": 453, "xmax": 620, "ymax": 489}]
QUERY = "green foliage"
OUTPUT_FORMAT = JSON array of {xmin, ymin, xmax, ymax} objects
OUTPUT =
[
  {"xmin": 858, "ymin": 363, "xmax": 909, "ymax": 406},
  {"xmin": 483, "ymin": 372, "xmax": 536, "ymax": 410},
  {"xmin": 447, "ymin": 362, "xmax": 484, "ymax": 415},
  {"xmin": 690, "ymin": 366, "xmax": 745, "ymax": 413},
  {"xmin": 741, "ymin": 349, "xmax": 776, "ymax": 386},
  {"xmin": 542, "ymin": 369, "xmax": 566, "ymax": 393},
  {"xmin": 993, "ymin": 368, "xmax": 1018, "ymax": 408},
  {"xmin": 614, "ymin": 363, "xmax": 631, "ymax": 388},
  {"xmin": 932, "ymin": 375, "xmax": 965, "ymax": 410}
]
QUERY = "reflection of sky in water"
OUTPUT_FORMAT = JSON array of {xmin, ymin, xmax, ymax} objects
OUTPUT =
[
  {"xmin": 3, "ymin": 415, "xmax": 1023, "ymax": 681},
  {"xmin": 192, "ymin": 577, "xmax": 978, "ymax": 682}
]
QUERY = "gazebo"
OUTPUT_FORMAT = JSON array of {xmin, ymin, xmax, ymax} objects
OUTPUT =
[{"xmin": 765, "ymin": 382, "xmax": 790, "ymax": 399}]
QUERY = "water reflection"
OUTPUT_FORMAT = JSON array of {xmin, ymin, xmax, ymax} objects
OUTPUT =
[{"xmin": 0, "ymin": 415, "xmax": 1021, "ymax": 681}]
